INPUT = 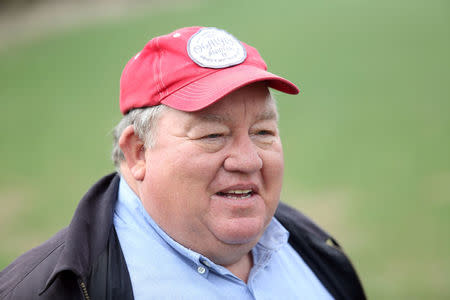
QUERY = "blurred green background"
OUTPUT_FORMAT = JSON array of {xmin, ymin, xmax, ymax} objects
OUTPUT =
[{"xmin": 1, "ymin": 0, "xmax": 449, "ymax": 298}]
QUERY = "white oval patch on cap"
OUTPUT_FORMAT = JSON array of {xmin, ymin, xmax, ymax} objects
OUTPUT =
[{"xmin": 187, "ymin": 27, "xmax": 247, "ymax": 69}]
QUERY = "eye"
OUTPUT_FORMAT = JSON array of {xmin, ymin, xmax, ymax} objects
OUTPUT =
[
  {"xmin": 202, "ymin": 133, "xmax": 224, "ymax": 139},
  {"xmin": 256, "ymin": 130, "xmax": 274, "ymax": 136}
]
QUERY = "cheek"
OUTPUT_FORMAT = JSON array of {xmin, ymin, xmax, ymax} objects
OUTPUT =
[
  {"xmin": 140, "ymin": 153, "xmax": 215, "ymax": 229},
  {"xmin": 261, "ymin": 150, "xmax": 284, "ymax": 206},
  {"xmin": 263, "ymin": 144, "xmax": 284, "ymax": 181},
  {"xmin": 144, "ymin": 147, "xmax": 224, "ymax": 204}
]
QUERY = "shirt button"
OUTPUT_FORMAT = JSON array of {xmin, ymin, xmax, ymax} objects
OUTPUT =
[{"xmin": 197, "ymin": 266, "xmax": 206, "ymax": 274}]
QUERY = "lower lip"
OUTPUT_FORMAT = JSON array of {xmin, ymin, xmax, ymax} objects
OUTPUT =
[{"xmin": 211, "ymin": 193, "xmax": 260, "ymax": 208}]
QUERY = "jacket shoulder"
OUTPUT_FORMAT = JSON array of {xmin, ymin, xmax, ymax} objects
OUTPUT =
[
  {"xmin": 275, "ymin": 201, "xmax": 332, "ymax": 242},
  {"xmin": 0, "ymin": 228, "xmax": 67, "ymax": 299},
  {"xmin": 275, "ymin": 202, "xmax": 366, "ymax": 300}
]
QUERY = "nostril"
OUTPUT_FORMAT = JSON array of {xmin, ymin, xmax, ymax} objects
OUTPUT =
[
  {"xmin": 223, "ymin": 153, "xmax": 262, "ymax": 173},
  {"xmin": 223, "ymin": 137, "xmax": 263, "ymax": 173}
]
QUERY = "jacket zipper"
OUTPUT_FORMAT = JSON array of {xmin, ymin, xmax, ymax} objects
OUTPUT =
[{"xmin": 78, "ymin": 280, "xmax": 91, "ymax": 300}]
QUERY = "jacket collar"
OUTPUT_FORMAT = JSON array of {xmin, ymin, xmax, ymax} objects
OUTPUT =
[{"xmin": 41, "ymin": 173, "xmax": 120, "ymax": 294}]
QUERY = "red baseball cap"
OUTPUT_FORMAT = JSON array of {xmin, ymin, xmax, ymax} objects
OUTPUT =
[{"xmin": 119, "ymin": 26, "xmax": 299, "ymax": 114}]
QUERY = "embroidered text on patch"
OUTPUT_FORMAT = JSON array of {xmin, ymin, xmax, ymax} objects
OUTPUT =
[{"xmin": 187, "ymin": 28, "xmax": 247, "ymax": 69}]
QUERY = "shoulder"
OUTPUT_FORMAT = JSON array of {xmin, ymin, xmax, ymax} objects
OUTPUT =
[
  {"xmin": 0, "ymin": 173, "xmax": 120, "ymax": 299},
  {"xmin": 0, "ymin": 228, "xmax": 67, "ymax": 299},
  {"xmin": 275, "ymin": 202, "xmax": 366, "ymax": 300}
]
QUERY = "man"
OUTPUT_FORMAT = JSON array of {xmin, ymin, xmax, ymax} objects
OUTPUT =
[{"xmin": 0, "ymin": 27, "xmax": 365, "ymax": 299}]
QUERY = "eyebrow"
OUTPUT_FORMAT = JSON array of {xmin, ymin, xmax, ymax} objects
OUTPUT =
[
  {"xmin": 197, "ymin": 109, "xmax": 278, "ymax": 124},
  {"xmin": 258, "ymin": 109, "xmax": 278, "ymax": 121},
  {"xmin": 198, "ymin": 114, "xmax": 232, "ymax": 123}
]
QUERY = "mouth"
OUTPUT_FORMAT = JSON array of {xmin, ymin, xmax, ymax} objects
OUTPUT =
[
  {"xmin": 215, "ymin": 183, "xmax": 259, "ymax": 200},
  {"xmin": 216, "ymin": 189, "xmax": 254, "ymax": 199}
]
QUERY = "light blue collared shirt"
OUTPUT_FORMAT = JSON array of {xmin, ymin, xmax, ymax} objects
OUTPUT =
[{"xmin": 114, "ymin": 177, "xmax": 333, "ymax": 299}]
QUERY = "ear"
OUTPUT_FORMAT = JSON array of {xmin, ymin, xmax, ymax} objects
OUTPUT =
[{"xmin": 119, "ymin": 125, "xmax": 146, "ymax": 181}]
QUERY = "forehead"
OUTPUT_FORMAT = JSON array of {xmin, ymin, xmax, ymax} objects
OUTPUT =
[
  {"xmin": 156, "ymin": 83, "xmax": 278, "ymax": 133},
  {"xmin": 190, "ymin": 83, "xmax": 277, "ymax": 122}
]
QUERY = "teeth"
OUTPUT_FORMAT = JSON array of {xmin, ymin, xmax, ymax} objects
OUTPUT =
[
  {"xmin": 217, "ymin": 189, "xmax": 253, "ymax": 199},
  {"xmin": 224, "ymin": 193, "xmax": 252, "ymax": 199},
  {"xmin": 226, "ymin": 189, "xmax": 252, "ymax": 194}
]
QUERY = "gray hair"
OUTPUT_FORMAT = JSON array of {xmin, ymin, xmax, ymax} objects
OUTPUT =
[{"xmin": 111, "ymin": 105, "xmax": 167, "ymax": 170}]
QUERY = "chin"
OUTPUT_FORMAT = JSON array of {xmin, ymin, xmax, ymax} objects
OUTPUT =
[{"xmin": 213, "ymin": 217, "xmax": 266, "ymax": 245}]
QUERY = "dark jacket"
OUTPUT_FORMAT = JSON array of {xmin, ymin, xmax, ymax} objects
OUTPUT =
[{"xmin": 0, "ymin": 173, "xmax": 366, "ymax": 300}]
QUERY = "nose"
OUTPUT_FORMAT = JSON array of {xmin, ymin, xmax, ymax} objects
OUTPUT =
[{"xmin": 223, "ymin": 135, "xmax": 263, "ymax": 173}]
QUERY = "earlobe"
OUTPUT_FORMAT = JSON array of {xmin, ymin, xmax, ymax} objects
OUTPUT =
[
  {"xmin": 130, "ymin": 163, "xmax": 146, "ymax": 180},
  {"xmin": 119, "ymin": 125, "xmax": 146, "ymax": 181}
]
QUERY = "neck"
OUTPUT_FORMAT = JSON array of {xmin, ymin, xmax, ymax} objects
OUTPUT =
[{"xmin": 223, "ymin": 251, "xmax": 253, "ymax": 283}]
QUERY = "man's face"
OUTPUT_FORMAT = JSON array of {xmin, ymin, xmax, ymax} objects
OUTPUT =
[{"xmin": 138, "ymin": 83, "xmax": 284, "ymax": 263}]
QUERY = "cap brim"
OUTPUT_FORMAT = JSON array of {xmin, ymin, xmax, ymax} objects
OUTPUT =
[{"xmin": 160, "ymin": 65, "xmax": 299, "ymax": 112}]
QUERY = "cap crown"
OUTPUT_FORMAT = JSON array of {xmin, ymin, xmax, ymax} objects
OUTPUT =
[{"xmin": 120, "ymin": 27, "xmax": 267, "ymax": 114}]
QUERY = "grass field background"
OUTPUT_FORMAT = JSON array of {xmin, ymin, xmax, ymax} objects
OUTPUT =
[{"xmin": 1, "ymin": 0, "xmax": 449, "ymax": 298}]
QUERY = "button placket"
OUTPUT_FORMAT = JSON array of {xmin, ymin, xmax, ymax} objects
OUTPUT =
[{"xmin": 200, "ymin": 258, "xmax": 211, "ymax": 268}]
